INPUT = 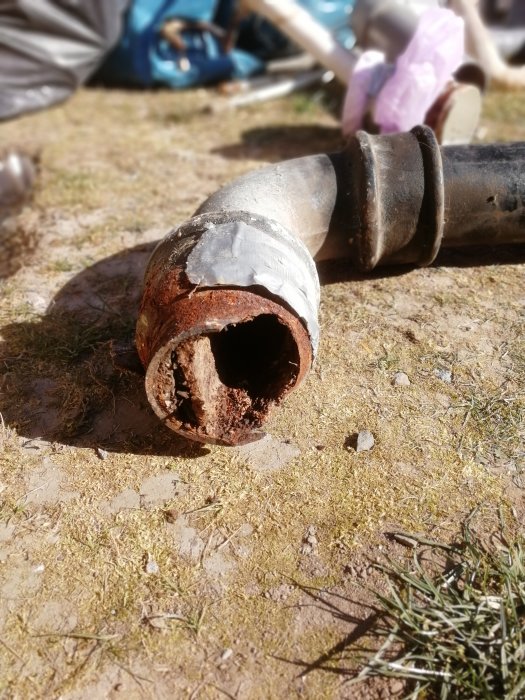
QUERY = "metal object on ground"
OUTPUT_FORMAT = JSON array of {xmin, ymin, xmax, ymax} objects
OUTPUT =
[
  {"xmin": 346, "ymin": 126, "xmax": 525, "ymax": 270},
  {"xmin": 242, "ymin": 0, "xmax": 357, "ymax": 83},
  {"xmin": 137, "ymin": 126, "xmax": 525, "ymax": 445},
  {"xmin": 0, "ymin": 150, "xmax": 37, "ymax": 279},
  {"xmin": 0, "ymin": 152, "xmax": 36, "ymax": 213},
  {"xmin": 213, "ymin": 68, "xmax": 334, "ymax": 111}
]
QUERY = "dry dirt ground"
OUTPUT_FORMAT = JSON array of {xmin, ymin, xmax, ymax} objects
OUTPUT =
[{"xmin": 0, "ymin": 85, "xmax": 524, "ymax": 699}]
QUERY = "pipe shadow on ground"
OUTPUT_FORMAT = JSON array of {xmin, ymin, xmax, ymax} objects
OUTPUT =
[
  {"xmin": 0, "ymin": 242, "xmax": 209, "ymax": 459},
  {"xmin": 2, "ymin": 241, "xmax": 525, "ymax": 457},
  {"xmin": 317, "ymin": 244, "xmax": 525, "ymax": 286},
  {"xmin": 212, "ymin": 125, "xmax": 344, "ymax": 162}
]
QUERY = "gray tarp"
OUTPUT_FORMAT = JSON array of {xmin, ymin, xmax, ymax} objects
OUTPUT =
[{"xmin": 0, "ymin": 0, "xmax": 129, "ymax": 120}]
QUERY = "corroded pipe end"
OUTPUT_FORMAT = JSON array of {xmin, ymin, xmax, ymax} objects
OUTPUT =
[
  {"xmin": 136, "ymin": 210, "xmax": 318, "ymax": 445},
  {"xmin": 138, "ymin": 288, "xmax": 312, "ymax": 445}
]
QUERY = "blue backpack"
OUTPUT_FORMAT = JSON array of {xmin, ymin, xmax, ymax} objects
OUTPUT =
[{"xmin": 98, "ymin": 0, "xmax": 356, "ymax": 88}]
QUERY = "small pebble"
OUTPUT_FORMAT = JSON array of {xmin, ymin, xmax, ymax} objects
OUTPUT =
[
  {"xmin": 145, "ymin": 554, "xmax": 159, "ymax": 575},
  {"xmin": 301, "ymin": 525, "xmax": 318, "ymax": 555},
  {"xmin": 393, "ymin": 372, "xmax": 410, "ymax": 387},
  {"xmin": 390, "ymin": 679, "xmax": 405, "ymax": 694},
  {"xmin": 356, "ymin": 430, "xmax": 375, "ymax": 453},
  {"xmin": 33, "ymin": 563, "xmax": 45, "ymax": 574},
  {"xmin": 96, "ymin": 447, "xmax": 109, "ymax": 460},
  {"xmin": 434, "ymin": 368, "xmax": 452, "ymax": 383},
  {"xmin": 220, "ymin": 648, "xmax": 233, "ymax": 662}
]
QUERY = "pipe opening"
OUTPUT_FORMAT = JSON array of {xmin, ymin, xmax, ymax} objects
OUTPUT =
[
  {"xmin": 167, "ymin": 314, "xmax": 301, "ymax": 442},
  {"xmin": 210, "ymin": 314, "xmax": 300, "ymax": 399}
]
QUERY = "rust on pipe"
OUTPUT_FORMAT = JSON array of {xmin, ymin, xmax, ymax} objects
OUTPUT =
[
  {"xmin": 136, "ymin": 211, "xmax": 315, "ymax": 446},
  {"xmin": 137, "ymin": 126, "xmax": 525, "ymax": 445}
]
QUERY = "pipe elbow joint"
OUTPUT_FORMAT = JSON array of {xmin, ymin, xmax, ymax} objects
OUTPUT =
[{"xmin": 136, "ymin": 209, "xmax": 319, "ymax": 446}]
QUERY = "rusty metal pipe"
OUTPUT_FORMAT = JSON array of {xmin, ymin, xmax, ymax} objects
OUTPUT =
[
  {"xmin": 136, "ymin": 210, "xmax": 319, "ymax": 446},
  {"xmin": 137, "ymin": 126, "xmax": 525, "ymax": 445}
]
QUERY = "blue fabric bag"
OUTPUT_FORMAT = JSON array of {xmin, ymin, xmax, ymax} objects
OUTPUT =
[
  {"xmin": 99, "ymin": 0, "xmax": 357, "ymax": 88},
  {"xmin": 98, "ymin": 0, "xmax": 264, "ymax": 88}
]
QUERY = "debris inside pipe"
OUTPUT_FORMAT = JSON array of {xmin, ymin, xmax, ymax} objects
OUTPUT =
[
  {"xmin": 137, "ymin": 126, "xmax": 525, "ymax": 446},
  {"xmin": 136, "ymin": 212, "xmax": 316, "ymax": 446}
]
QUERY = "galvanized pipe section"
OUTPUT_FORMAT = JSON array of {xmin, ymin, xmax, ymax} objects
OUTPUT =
[
  {"xmin": 195, "ymin": 152, "xmax": 350, "ymax": 262},
  {"xmin": 137, "ymin": 126, "xmax": 525, "ymax": 445},
  {"xmin": 242, "ymin": 0, "xmax": 357, "ymax": 84}
]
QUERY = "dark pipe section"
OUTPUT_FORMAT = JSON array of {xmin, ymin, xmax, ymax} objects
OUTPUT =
[
  {"xmin": 441, "ymin": 141, "xmax": 525, "ymax": 247},
  {"xmin": 347, "ymin": 126, "xmax": 525, "ymax": 269}
]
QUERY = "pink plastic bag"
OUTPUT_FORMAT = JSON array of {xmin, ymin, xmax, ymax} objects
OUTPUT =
[
  {"xmin": 375, "ymin": 7, "xmax": 464, "ymax": 133},
  {"xmin": 342, "ymin": 50, "xmax": 386, "ymax": 137},
  {"xmin": 342, "ymin": 7, "xmax": 464, "ymax": 136}
]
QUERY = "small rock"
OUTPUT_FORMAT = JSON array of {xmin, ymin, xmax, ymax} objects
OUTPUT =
[
  {"xmin": 33, "ymin": 563, "xmax": 45, "ymax": 574},
  {"xmin": 301, "ymin": 525, "xmax": 318, "ymax": 555},
  {"xmin": 434, "ymin": 368, "xmax": 452, "ymax": 383},
  {"xmin": 96, "ymin": 447, "xmax": 109, "ymax": 460},
  {"xmin": 264, "ymin": 584, "xmax": 294, "ymax": 601},
  {"xmin": 220, "ymin": 648, "xmax": 233, "ymax": 662},
  {"xmin": 393, "ymin": 372, "xmax": 410, "ymax": 387},
  {"xmin": 144, "ymin": 554, "xmax": 159, "ymax": 575},
  {"xmin": 390, "ymin": 679, "xmax": 405, "ymax": 694},
  {"xmin": 356, "ymin": 430, "xmax": 375, "ymax": 453},
  {"xmin": 147, "ymin": 616, "xmax": 168, "ymax": 631}
]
